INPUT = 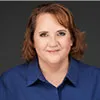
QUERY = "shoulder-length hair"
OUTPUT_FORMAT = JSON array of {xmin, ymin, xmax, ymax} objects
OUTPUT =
[{"xmin": 22, "ymin": 3, "xmax": 87, "ymax": 62}]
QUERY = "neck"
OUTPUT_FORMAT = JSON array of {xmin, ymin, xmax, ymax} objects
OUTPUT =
[
  {"xmin": 38, "ymin": 57, "xmax": 69, "ymax": 87},
  {"xmin": 38, "ymin": 57, "xmax": 69, "ymax": 75}
]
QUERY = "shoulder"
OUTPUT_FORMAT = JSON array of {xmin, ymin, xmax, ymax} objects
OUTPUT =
[
  {"xmin": 73, "ymin": 59, "xmax": 100, "ymax": 99},
  {"xmin": 0, "ymin": 62, "xmax": 28, "ymax": 79},
  {"xmin": 0, "ymin": 62, "xmax": 28, "ymax": 91},
  {"xmin": 0, "ymin": 63, "xmax": 28, "ymax": 100},
  {"xmin": 71, "ymin": 58, "xmax": 100, "ymax": 82},
  {"xmin": 71, "ymin": 57, "xmax": 100, "ymax": 74},
  {"xmin": 77, "ymin": 59, "xmax": 100, "ymax": 75},
  {"xmin": 79, "ymin": 62, "xmax": 100, "ymax": 99},
  {"xmin": 76, "ymin": 59, "xmax": 100, "ymax": 87}
]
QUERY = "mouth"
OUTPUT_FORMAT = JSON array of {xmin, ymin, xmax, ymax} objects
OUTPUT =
[{"xmin": 47, "ymin": 50, "xmax": 60, "ymax": 53}]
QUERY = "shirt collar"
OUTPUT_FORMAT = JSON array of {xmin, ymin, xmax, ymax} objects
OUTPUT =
[
  {"xmin": 26, "ymin": 56, "xmax": 79, "ymax": 87},
  {"xmin": 65, "ymin": 57, "xmax": 79, "ymax": 87},
  {"xmin": 26, "ymin": 57, "xmax": 46, "ymax": 86}
]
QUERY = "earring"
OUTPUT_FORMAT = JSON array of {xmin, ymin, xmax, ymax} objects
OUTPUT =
[{"xmin": 70, "ymin": 43, "xmax": 73, "ymax": 46}]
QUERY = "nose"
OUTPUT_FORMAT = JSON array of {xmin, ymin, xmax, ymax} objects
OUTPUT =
[{"xmin": 48, "ymin": 36, "xmax": 58, "ymax": 47}]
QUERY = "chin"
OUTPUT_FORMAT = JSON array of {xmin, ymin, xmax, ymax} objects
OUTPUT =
[{"xmin": 47, "ymin": 58, "xmax": 61, "ymax": 64}]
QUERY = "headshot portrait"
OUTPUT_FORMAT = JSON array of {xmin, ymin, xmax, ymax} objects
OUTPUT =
[{"xmin": 0, "ymin": 1, "xmax": 100, "ymax": 100}]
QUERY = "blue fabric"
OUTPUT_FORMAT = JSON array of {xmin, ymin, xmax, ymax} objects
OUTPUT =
[{"xmin": 0, "ymin": 57, "xmax": 100, "ymax": 100}]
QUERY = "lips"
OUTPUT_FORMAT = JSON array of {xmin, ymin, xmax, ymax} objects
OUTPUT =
[{"xmin": 47, "ymin": 50, "xmax": 60, "ymax": 52}]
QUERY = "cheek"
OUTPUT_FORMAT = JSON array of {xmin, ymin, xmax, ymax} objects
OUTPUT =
[
  {"xmin": 63, "ymin": 38, "xmax": 72, "ymax": 56},
  {"xmin": 34, "ymin": 38, "xmax": 47, "ymax": 50},
  {"xmin": 61, "ymin": 37, "xmax": 72, "ymax": 48}
]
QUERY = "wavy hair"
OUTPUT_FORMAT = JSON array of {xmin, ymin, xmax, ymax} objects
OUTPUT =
[{"xmin": 22, "ymin": 3, "xmax": 87, "ymax": 62}]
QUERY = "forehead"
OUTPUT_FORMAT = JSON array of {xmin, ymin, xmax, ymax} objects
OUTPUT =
[
  {"xmin": 36, "ymin": 13, "xmax": 69, "ymax": 29},
  {"xmin": 36, "ymin": 13, "xmax": 58, "ymax": 24},
  {"xmin": 35, "ymin": 13, "xmax": 67, "ymax": 31}
]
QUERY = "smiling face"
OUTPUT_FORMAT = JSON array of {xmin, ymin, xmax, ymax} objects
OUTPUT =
[{"xmin": 34, "ymin": 13, "xmax": 73, "ymax": 64}]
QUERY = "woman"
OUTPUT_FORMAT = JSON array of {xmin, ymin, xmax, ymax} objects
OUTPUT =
[{"xmin": 0, "ymin": 3, "xmax": 100, "ymax": 100}]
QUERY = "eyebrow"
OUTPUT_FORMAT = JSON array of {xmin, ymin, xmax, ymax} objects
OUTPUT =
[
  {"xmin": 56, "ymin": 29, "xmax": 68, "ymax": 33},
  {"xmin": 39, "ymin": 29, "xmax": 68, "ymax": 34},
  {"xmin": 39, "ymin": 31, "xmax": 48, "ymax": 34}
]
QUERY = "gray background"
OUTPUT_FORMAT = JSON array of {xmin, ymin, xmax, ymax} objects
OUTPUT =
[{"xmin": 0, "ymin": 1, "xmax": 100, "ymax": 75}]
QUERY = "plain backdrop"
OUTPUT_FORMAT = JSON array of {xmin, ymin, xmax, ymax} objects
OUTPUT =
[{"xmin": 0, "ymin": 1, "xmax": 100, "ymax": 75}]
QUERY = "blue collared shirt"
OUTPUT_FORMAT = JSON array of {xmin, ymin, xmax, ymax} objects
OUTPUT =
[{"xmin": 0, "ymin": 57, "xmax": 100, "ymax": 100}]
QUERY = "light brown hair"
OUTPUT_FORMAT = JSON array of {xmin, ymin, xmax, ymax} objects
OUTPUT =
[{"xmin": 22, "ymin": 3, "xmax": 87, "ymax": 62}]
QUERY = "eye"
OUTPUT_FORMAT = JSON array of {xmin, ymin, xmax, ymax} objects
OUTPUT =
[
  {"xmin": 57, "ymin": 32, "xmax": 66, "ymax": 36},
  {"xmin": 40, "ymin": 33, "xmax": 48, "ymax": 37}
]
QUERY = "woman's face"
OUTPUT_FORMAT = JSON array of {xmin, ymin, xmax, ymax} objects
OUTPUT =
[{"xmin": 34, "ymin": 13, "xmax": 73, "ymax": 64}]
